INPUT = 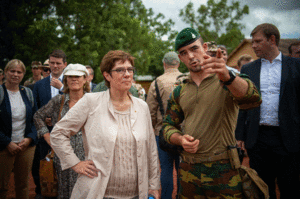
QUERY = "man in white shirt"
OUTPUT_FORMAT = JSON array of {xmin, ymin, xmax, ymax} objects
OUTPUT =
[
  {"xmin": 33, "ymin": 49, "xmax": 67, "ymax": 107},
  {"xmin": 236, "ymin": 23, "xmax": 300, "ymax": 199}
]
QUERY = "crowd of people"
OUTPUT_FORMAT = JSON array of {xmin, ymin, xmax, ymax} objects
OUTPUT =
[{"xmin": 0, "ymin": 23, "xmax": 299, "ymax": 199}]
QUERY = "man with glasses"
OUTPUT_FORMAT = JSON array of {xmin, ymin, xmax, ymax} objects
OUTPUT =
[
  {"xmin": 40, "ymin": 59, "xmax": 51, "ymax": 78},
  {"xmin": 24, "ymin": 61, "xmax": 43, "ymax": 87}
]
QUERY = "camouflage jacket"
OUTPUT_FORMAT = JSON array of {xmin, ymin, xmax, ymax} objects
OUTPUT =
[{"xmin": 24, "ymin": 76, "xmax": 43, "ymax": 87}]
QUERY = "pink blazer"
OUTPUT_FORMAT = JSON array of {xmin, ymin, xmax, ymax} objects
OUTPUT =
[{"xmin": 50, "ymin": 90, "xmax": 160, "ymax": 199}]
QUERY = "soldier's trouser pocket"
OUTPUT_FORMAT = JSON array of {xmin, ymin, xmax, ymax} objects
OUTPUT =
[{"xmin": 178, "ymin": 160, "xmax": 244, "ymax": 199}]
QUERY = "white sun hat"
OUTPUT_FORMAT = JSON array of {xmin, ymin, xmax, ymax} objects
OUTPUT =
[{"xmin": 63, "ymin": 64, "xmax": 89, "ymax": 76}]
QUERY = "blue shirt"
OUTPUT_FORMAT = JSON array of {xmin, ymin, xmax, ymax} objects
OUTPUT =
[
  {"xmin": 50, "ymin": 73, "xmax": 64, "ymax": 98},
  {"xmin": 259, "ymin": 52, "xmax": 282, "ymax": 126}
]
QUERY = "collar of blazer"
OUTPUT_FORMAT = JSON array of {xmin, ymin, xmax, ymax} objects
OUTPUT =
[{"xmin": 105, "ymin": 90, "xmax": 139, "ymax": 128}]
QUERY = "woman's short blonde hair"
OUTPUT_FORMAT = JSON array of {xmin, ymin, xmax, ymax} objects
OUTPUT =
[
  {"xmin": 62, "ymin": 75, "xmax": 90, "ymax": 93},
  {"xmin": 4, "ymin": 59, "xmax": 26, "ymax": 74}
]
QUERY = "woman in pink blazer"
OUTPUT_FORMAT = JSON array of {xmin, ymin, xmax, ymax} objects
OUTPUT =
[{"xmin": 50, "ymin": 50, "xmax": 160, "ymax": 199}]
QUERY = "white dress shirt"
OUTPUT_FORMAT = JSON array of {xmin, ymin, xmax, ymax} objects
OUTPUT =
[
  {"xmin": 259, "ymin": 52, "xmax": 282, "ymax": 126},
  {"xmin": 50, "ymin": 73, "xmax": 64, "ymax": 98}
]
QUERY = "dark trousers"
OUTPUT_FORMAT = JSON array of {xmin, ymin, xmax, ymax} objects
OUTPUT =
[
  {"xmin": 32, "ymin": 144, "xmax": 41, "ymax": 194},
  {"xmin": 156, "ymin": 136, "xmax": 180, "ymax": 199},
  {"xmin": 247, "ymin": 126, "xmax": 300, "ymax": 199}
]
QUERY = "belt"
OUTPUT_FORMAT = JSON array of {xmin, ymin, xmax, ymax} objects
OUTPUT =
[
  {"xmin": 259, "ymin": 125, "xmax": 279, "ymax": 129},
  {"xmin": 182, "ymin": 151, "xmax": 229, "ymax": 164}
]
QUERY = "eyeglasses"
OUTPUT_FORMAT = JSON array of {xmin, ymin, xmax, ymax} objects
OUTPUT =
[
  {"xmin": 110, "ymin": 67, "xmax": 135, "ymax": 75},
  {"xmin": 43, "ymin": 68, "xmax": 51, "ymax": 72}
]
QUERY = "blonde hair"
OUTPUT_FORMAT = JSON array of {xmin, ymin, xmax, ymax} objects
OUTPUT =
[
  {"xmin": 62, "ymin": 75, "xmax": 90, "ymax": 93},
  {"xmin": 4, "ymin": 59, "xmax": 26, "ymax": 74}
]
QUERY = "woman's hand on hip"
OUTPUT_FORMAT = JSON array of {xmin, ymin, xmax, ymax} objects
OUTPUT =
[
  {"xmin": 6, "ymin": 142, "xmax": 21, "ymax": 155},
  {"xmin": 72, "ymin": 160, "xmax": 100, "ymax": 178}
]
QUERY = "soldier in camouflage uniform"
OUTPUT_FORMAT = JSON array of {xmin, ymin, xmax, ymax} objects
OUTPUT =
[
  {"xmin": 40, "ymin": 59, "xmax": 51, "ymax": 78},
  {"xmin": 24, "ymin": 61, "xmax": 43, "ymax": 87},
  {"xmin": 175, "ymin": 72, "xmax": 189, "ymax": 86},
  {"xmin": 162, "ymin": 28, "xmax": 262, "ymax": 198}
]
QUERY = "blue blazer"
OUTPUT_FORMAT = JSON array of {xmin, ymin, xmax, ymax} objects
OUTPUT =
[
  {"xmin": 236, "ymin": 55, "xmax": 300, "ymax": 152},
  {"xmin": 33, "ymin": 75, "xmax": 61, "ymax": 159},
  {"xmin": 91, "ymin": 83, "xmax": 97, "ymax": 92},
  {"xmin": 33, "ymin": 76, "xmax": 51, "ymax": 109},
  {"xmin": 0, "ymin": 84, "xmax": 37, "ymax": 151}
]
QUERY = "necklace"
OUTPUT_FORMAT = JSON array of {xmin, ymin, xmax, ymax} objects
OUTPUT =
[
  {"xmin": 69, "ymin": 98, "xmax": 79, "ymax": 103},
  {"xmin": 112, "ymin": 99, "xmax": 132, "ymax": 111}
]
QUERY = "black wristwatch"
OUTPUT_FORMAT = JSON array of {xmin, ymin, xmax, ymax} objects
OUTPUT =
[{"xmin": 220, "ymin": 70, "xmax": 236, "ymax": 85}]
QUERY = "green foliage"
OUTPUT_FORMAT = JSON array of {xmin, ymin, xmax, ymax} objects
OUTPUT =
[
  {"xmin": 179, "ymin": 0, "xmax": 249, "ymax": 54},
  {"xmin": 0, "ymin": 0, "xmax": 177, "ymax": 82}
]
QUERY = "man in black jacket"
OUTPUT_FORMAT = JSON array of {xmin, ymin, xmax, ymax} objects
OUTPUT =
[{"xmin": 236, "ymin": 23, "xmax": 300, "ymax": 199}]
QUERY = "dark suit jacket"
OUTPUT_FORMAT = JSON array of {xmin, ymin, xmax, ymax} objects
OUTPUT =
[
  {"xmin": 0, "ymin": 84, "xmax": 37, "ymax": 151},
  {"xmin": 33, "ymin": 76, "xmax": 51, "ymax": 109},
  {"xmin": 32, "ymin": 76, "xmax": 55, "ymax": 158},
  {"xmin": 236, "ymin": 55, "xmax": 300, "ymax": 153},
  {"xmin": 91, "ymin": 82, "xmax": 96, "ymax": 92},
  {"xmin": 27, "ymin": 83, "xmax": 35, "ymax": 91}
]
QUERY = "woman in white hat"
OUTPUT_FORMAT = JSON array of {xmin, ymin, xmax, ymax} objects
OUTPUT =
[{"xmin": 33, "ymin": 63, "xmax": 90, "ymax": 199}]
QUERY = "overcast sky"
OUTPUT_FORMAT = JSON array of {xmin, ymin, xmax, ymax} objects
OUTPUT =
[{"xmin": 142, "ymin": 0, "xmax": 300, "ymax": 39}]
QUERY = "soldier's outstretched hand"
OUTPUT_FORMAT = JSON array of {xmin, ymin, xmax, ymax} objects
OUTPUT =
[
  {"xmin": 201, "ymin": 48, "xmax": 230, "ymax": 82},
  {"xmin": 180, "ymin": 134, "xmax": 199, "ymax": 153}
]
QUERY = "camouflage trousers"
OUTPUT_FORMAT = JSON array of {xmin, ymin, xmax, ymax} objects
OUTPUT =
[{"xmin": 178, "ymin": 160, "xmax": 245, "ymax": 199}]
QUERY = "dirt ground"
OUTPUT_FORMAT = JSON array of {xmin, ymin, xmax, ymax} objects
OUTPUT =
[{"xmin": 7, "ymin": 156, "xmax": 279, "ymax": 199}]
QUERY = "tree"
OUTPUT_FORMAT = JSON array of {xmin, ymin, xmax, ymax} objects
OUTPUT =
[
  {"xmin": 0, "ymin": 0, "xmax": 55, "ymax": 68},
  {"xmin": 179, "ymin": 0, "xmax": 249, "ymax": 53},
  {"xmin": 0, "ymin": 0, "xmax": 176, "ymax": 82}
]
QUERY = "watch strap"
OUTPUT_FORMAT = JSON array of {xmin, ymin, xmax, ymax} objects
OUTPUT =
[{"xmin": 220, "ymin": 70, "xmax": 236, "ymax": 85}]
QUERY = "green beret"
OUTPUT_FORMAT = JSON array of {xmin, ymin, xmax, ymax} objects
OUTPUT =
[{"xmin": 175, "ymin": 28, "xmax": 200, "ymax": 51}]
